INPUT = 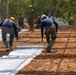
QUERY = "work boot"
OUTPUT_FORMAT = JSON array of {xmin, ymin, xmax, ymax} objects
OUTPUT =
[
  {"xmin": 9, "ymin": 46, "xmax": 13, "ymax": 50},
  {"xmin": 46, "ymin": 47, "xmax": 51, "ymax": 52},
  {"xmin": 6, "ymin": 48, "xmax": 10, "ymax": 51}
]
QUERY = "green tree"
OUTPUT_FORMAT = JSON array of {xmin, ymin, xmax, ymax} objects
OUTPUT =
[{"xmin": 0, "ymin": 0, "xmax": 76, "ymax": 25}]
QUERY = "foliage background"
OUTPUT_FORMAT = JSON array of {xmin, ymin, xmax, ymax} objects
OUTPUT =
[{"xmin": 0, "ymin": 0, "xmax": 76, "ymax": 25}]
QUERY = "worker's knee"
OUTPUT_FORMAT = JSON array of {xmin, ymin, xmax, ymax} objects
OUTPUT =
[{"xmin": 52, "ymin": 36, "xmax": 56, "ymax": 40}]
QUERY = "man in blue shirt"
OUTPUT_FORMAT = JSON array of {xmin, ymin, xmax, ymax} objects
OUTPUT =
[
  {"xmin": 40, "ymin": 14, "xmax": 58, "ymax": 52},
  {"xmin": 0, "ymin": 17, "xmax": 18, "ymax": 51}
]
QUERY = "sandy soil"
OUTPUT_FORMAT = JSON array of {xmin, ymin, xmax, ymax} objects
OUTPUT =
[{"xmin": 0, "ymin": 26, "xmax": 76, "ymax": 75}]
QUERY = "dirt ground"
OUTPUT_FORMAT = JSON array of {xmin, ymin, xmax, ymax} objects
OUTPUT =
[{"xmin": 0, "ymin": 26, "xmax": 76, "ymax": 75}]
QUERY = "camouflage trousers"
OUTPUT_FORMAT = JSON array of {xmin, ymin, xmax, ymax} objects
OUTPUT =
[
  {"xmin": 45, "ymin": 26, "xmax": 56, "ymax": 49},
  {"xmin": 28, "ymin": 18, "xmax": 34, "ymax": 31}
]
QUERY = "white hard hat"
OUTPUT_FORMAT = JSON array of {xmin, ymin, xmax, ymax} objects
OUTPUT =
[{"xmin": 41, "ymin": 14, "xmax": 48, "ymax": 20}]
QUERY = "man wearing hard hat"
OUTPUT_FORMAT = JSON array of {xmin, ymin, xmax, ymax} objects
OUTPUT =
[
  {"xmin": 0, "ymin": 17, "xmax": 18, "ymax": 51},
  {"xmin": 40, "ymin": 14, "xmax": 58, "ymax": 52},
  {"xmin": 36, "ymin": 16, "xmax": 41, "ymax": 28},
  {"xmin": 28, "ymin": 5, "xmax": 34, "ymax": 32}
]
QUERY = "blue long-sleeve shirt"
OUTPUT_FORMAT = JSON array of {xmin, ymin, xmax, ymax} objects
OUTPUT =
[
  {"xmin": 0, "ymin": 19, "xmax": 18, "ymax": 39},
  {"xmin": 40, "ymin": 18, "xmax": 58, "ymax": 38}
]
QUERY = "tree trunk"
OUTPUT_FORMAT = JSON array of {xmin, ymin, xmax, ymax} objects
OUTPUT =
[
  {"xmin": 31, "ymin": 0, "xmax": 34, "ymax": 7},
  {"xmin": 48, "ymin": 0, "xmax": 53, "ymax": 17},
  {"xmin": 0, "ymin": 0, "xmax": 4, "ymax": 20},
  {"xmin": 6, "ymin": 0, "xmax": 9, "ymax": 18},
  {"xmin": 53, "ymin": 0, "xmax": 61, "ymax": 19}
]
